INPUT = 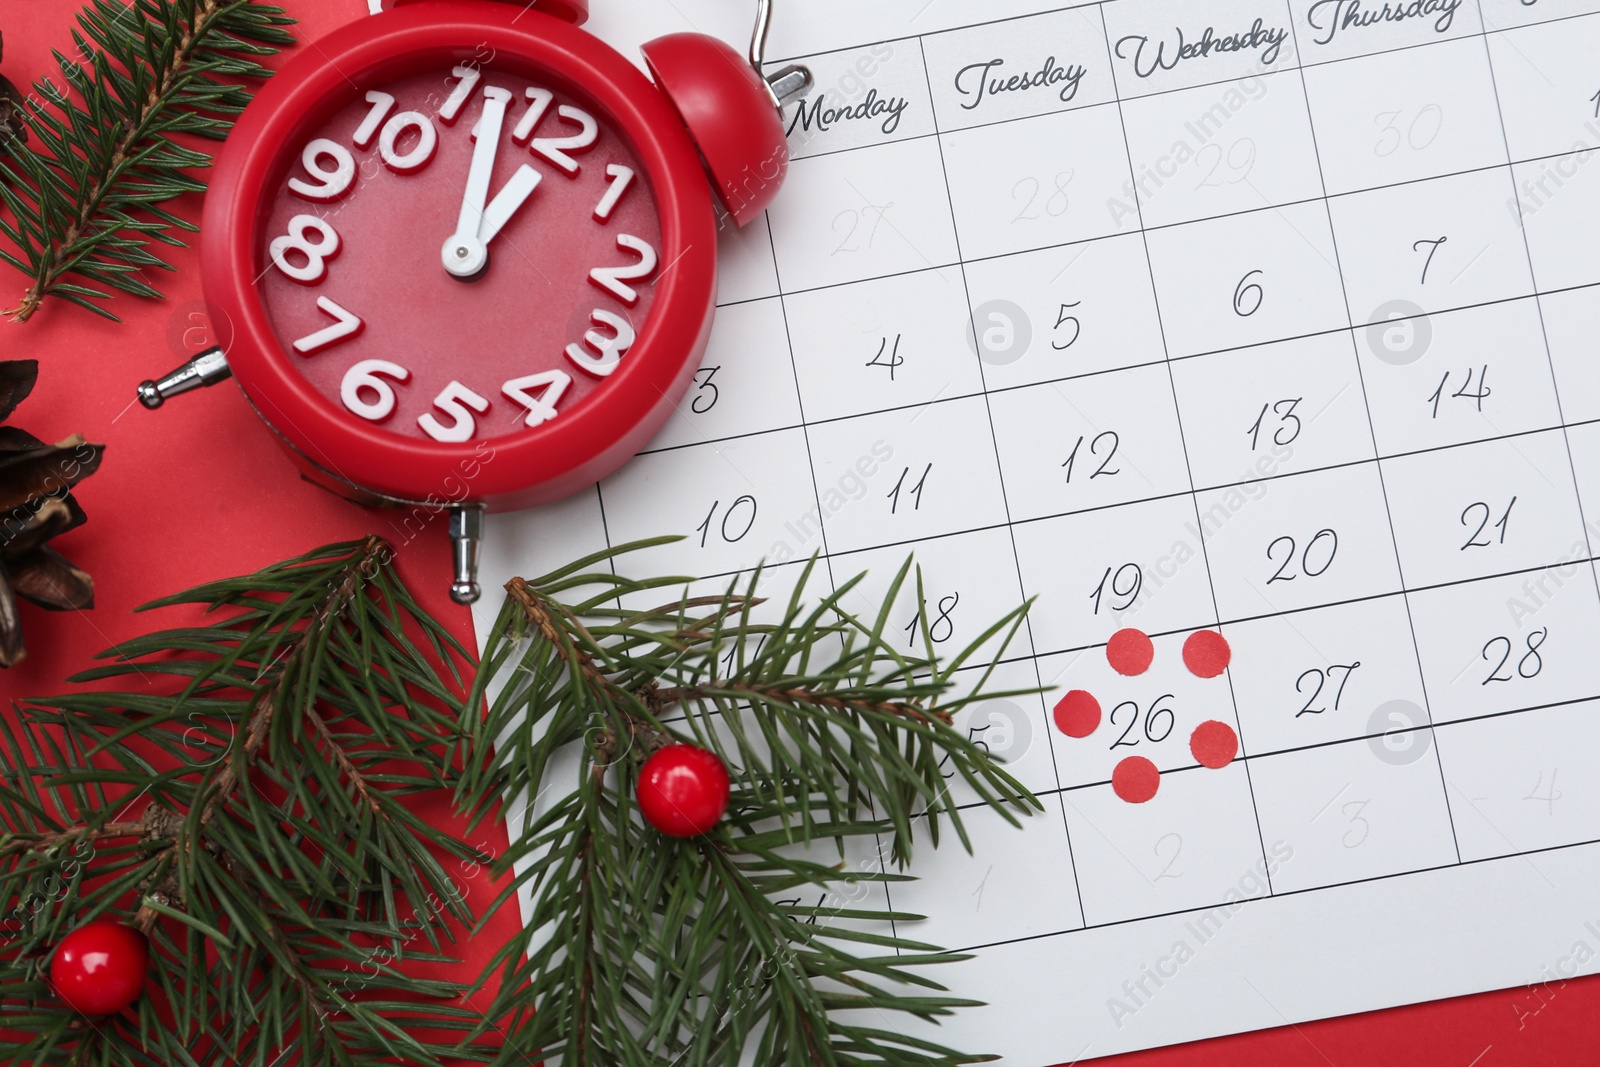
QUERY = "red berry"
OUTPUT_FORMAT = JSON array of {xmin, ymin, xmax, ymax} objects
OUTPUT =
[
  {"xmin": 50, "ymin": 921, "xmax": 149, "ymax": 1016},
  {"xmin": 637, "ymin": 745, "xmax": 730, "ymax": 838}
]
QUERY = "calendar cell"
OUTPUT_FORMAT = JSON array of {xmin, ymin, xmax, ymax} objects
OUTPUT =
[
  {"xmin": 1514, "ymin": 151, "xmax": 1600, "ymax": 292},
  {"xmin": 782, "ymin": 40, "xmax": 936, "ymax": 160},
  {"xmin": 1197, "ymin": 462, "xmax": 1402, "ymax": 621},
  {"xmin": 767, "ymin": 829, "xmax": 897, "ymax": 940},
  {"xmin": 1539, "ymin": 284, "xmax": 1600, "ymax": 425},
  {"xmin": 1227, "ymin": 595, "xmax": 1428, "ymax": 756},
  {"xmin": 716, "ymin": 214, "xmax": 780, "ymax": 305},
  {"xmin": 1063, "ymin": 764, "xmax": 1269, "ymax": 927},
  {"xmin": 1013, "ymin": 495, "xmax": 1222, "ymax": 656},
  {"xmin": 988, "ymin": 364, "xmax": 1193, "ymax": 523},
  {"xmin": 927, "ymin": 660, "xmax": 1061, "ymax": 810},
  {"xmin": 1409, "ymin": 568, "xmax": 1600, "ymax": 723},
  {"xmin": 922, "ymin": 7, "xmax": 1115, "ymax": 131},
  {"xmin": 784, "ymin": 267, "xmax": 984, "ymax": 423},
  {"xmin": 599, "ymin": 429, "xmax": 821, "ymax": 580},
  {"xmin": 1248, "ymin": 736, "xmax": 1457, "ymax": 893},
  {"xmin": 1292, "ymin": 0, "xmax": 1484, "ymax": 69},
  {"xmin": 1121, "ymin": 69, "xmax": 1323, "ymax": 228},
  {"xmin": 768, "ymin": 136, "xmax": 960, "ymax": 292},
  {"xmin": 895, "ymin": 800, "xmax": 1083, "ymax": 951},
  {"xmin": 1104, "ymin": 0, "xmax": 1300, "ymax": 97},
  {"xmin": 940, "ymin": 103, "xmax": 1139, "ymax": 261},
  {"xmin": 644, "ymin": 299, "xmax": 804, "ymax": 452},
  {"xmin": 961, "ymin": 234, "xmax": 1168, "ymax": 390},
  {"xmin": 1383, "ymin": 430, "xmax": 1588, "ymax": 589},
  {"xmin": 1485, "ymin": 14, "xmax": 1600, "ymax": 163},
  {"xmin": 1437, "ymin": 700, "xmax": 1600, "ymax": 862},
  {"xmin": 805, "ymin": 395, "xmax": 1009, "ymax": 554},
  {"xmin": 1170, "ymin": 332, "xmax": 1376, "ymax": 492},
  {"xmin": 1355, "ymin": 299, "xmax": 1563, "ymax": 457},
  {"xmin": 831, "ymin": 525, "xmax": 1035, "ymax": 669},
  {"xmin": 616, "ymin": 560, "xmax": 835, "ymax": 722},
  {"xmin": 1327, "ymin": 167, "xmax": 1536, "ymax": 323},
  {"xmin": 1300, "ymin": 36, "xmax": 1505, "ymax": 194},
  {"xmin": 1143, "ymin": 199, "xmax": 1348, "ymax": 358},
  {"xmin": 1037, "ymin": 632, "xmax": 1243, "ymax": 789}
]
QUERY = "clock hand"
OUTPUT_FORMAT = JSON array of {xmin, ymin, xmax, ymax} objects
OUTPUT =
[
  {"xmin": 442, "ymin": 85, "xmax": 514, "ymax": 278},
  {"xmin": 479, "ymin": 164, "xmax": 541, "ymax": 244}
]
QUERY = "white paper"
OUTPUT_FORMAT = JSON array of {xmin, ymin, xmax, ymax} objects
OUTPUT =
[{"xmin": 476, "ymin": 1, "xmax": 1600, "ymax": 1060}]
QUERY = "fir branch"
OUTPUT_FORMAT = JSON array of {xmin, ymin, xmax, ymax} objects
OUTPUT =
[
  {"xmin": 461, "ymin": 551, "xmax": 1044, "ymax": 1066},
  {"xmin": 0, "ymin": 537, "xmax": 490, "ymax": 1067},
  {"xmin": 1, "ymin": 537, "xmax": 1044, "ymax": 1066},
  {"xmin": 0, "ymin": 0, "xmax": 295, "ymax": 322}
]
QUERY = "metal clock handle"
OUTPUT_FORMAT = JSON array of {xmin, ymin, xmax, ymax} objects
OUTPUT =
[{"xmin": 751, "ymin": 0, "xmax": 812, "ymax": 108}]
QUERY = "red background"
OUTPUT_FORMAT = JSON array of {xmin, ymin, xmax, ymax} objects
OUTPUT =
[{"xmin": 0, "ymin": 1, "xmax": 1589, "ymax": 1063}]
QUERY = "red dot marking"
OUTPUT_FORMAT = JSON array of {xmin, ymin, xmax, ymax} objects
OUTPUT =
[
  {"xmin": 1106, "ymin": 628, "xmax": 1155, "ymax": 676},
  {"xmin": 1183, "ymin": 630, "xmax": 1232, "ymax": 679},
  {"xmin": 1190, "ymin": 720, "xmax": 1239, "ymax": 769},
  {"xmin": 1053, "ymin": 690, "xmax": 1102, "ymax": 738},
  {"xmin": 1112, "ymin": 756, "xmax": 1161, "ymax": 804}
]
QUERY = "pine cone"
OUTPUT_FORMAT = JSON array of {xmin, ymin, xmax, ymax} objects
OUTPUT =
[
  {"xmin": 0, "ymin": 360, "xmax": 104, "ymax": 667},
  {"xmin": 0, "ymin": 31, "xmax": 26, "ymax": 144}
]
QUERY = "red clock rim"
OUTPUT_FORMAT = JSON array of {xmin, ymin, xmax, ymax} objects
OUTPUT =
[{"xmin": 202, "ymin": 1, "xmax": 717, "ymax": 508}]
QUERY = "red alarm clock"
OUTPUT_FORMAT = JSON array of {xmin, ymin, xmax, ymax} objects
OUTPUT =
[{"xmin": 138, "ymin": 0, "xmax": 810, "ymax": 602}]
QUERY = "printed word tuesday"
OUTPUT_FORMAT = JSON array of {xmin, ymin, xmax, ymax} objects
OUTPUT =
[{"xmin": 952, "ymin": 56, "xmax": 1088, "ymax": 111}]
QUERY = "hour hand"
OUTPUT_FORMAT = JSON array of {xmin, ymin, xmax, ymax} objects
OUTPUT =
[{"xmin": 479, "ymin": 164, "xmax": 540, "ymax": 244}]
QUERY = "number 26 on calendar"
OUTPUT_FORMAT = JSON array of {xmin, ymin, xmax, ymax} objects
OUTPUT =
[{"xmin": 1109, "ymin": 695, "xmax": 1176, "ymax": 750}]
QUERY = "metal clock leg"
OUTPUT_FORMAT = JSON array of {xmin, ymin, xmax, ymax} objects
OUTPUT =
[
  {"xmin": 449, "ymin": 504, "xmax": 486, "ymax": 606},
  {"xmin": 137, "ymin": 347, "xmax": 233, "ymax": 409}
]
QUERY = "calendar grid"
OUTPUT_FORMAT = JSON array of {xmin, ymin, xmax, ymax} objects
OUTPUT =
[
  {"xmin": 446, "ymin": 1, "xmax": 1600, "ymax": 1058},
  {"xmin": 490, "ymin": 3, "xmax": 1600, "ymax": 1043},
  {"xmin": 911, "ymin": 32, "xmax": 1090, "ymax": 931}
]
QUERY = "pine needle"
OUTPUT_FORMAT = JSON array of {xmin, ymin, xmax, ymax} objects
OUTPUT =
[{"xmin": 0, "ymin": 0, "xmax": 295, "ymax": 323}]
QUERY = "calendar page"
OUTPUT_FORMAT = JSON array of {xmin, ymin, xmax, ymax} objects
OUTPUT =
[{"xmin": 471, "ymin": 1, "xmax": 1600, "ymax": 1061}]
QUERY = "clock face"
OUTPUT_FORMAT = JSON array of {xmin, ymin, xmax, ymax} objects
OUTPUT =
[{"xmin": 255, "ymin": 63, "xmax": 663, "ymax": 445}]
